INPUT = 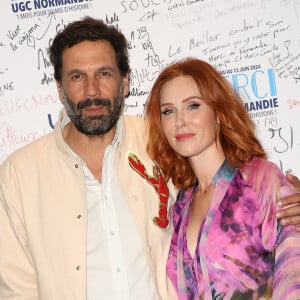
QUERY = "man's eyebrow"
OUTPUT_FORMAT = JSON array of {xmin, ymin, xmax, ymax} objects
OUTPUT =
[
  {"xmin": 66, "ymin": 69, "xmax": 83, "ymax": 76},
  {"xmin": 66, "ymin": 66, "xmax": 117, "ymax": 76}
]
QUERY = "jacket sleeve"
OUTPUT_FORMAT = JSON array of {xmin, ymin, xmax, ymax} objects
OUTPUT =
[{"xmin": 0, "ymin": 163, "xmax": 39, "ymax": 300}]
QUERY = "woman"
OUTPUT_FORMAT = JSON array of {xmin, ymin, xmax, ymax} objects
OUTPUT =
[{"xmin": 145, "ymin": 58, "xmax": 300, "ymax": 299}]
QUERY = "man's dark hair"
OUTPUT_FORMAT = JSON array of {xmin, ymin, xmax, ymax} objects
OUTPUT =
[{"xmin": 48, "ymin": 16, "xmax": 130, "ymax": 82}]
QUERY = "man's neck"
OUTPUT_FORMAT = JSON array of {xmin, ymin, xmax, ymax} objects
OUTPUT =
[{"xmin": 63, "ymin": 122, "xmax": 117, "ymax": 182}]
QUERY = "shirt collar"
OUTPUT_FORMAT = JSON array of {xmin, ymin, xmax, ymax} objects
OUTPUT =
[
  {"xmin": 60, "ymin": 113, "xmax": 123, "ymax": 159},
  {"xmin": 194, "ymin": 160, "xmax": 236, "ymax": 191}
]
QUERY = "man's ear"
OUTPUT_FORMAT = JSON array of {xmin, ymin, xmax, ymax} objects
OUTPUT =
[
  {"xmin": 56, "ymin": 81, "xmax": 64, "ymax": 104},
  {"xmin": 122, "ymin": 73, "xmax": 130, "ymax": 98}
]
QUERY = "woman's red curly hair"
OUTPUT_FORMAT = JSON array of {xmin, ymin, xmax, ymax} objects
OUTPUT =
[{"xmin": 145, "ymin": 58, "xmax": 266, "ymax": 189}]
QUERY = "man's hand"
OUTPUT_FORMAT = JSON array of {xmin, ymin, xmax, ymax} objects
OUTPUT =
[{"xmin": 277, "ymin": 174, "xmax": 300, "ymax": 231}]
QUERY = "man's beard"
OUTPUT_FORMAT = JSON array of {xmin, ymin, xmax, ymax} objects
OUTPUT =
[{"xmin": 63, "ymin": 84, "xmax": 124, "ymax": 135}]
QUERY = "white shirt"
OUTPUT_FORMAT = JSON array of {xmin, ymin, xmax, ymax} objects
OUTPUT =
[{"xmin": 62, "ymin": 117, "xmax": 157, "ymax": 300}]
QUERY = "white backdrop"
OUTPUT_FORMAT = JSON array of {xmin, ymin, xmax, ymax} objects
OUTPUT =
[{"xmin": 0, "ymin": 0, "xmax": 299, "ymax": 175}]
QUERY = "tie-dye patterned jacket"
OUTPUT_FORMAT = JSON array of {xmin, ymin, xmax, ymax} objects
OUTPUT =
[{"xmin": 167, "ymin": 157, "xmax": 300, "ymax": 300}]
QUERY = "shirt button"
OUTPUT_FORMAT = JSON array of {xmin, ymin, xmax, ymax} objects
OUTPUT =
[
  {"xmin": 76, "ymin": 265, "xmax": 81, "ymax": 270},
  {"xmin": 77, "ymin": 214, "xmax": 82, "ymax": 219},
  {"xmin": 116, "ymin": 267, "xmax": 121, "ymax": 272},
  {"xmin": 110, "ymin": 231, "xmax": 115, "ymax": 236},
  {"xmin": 75, "ymin": 164, "xmax": 79, "ymax": 168},
  {"xmin": 132, "ymin": 195, "xmax": 138, "ymax": 202}
]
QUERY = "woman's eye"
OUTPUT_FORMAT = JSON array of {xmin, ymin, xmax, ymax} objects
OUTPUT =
[
  {"xmin": 161, "ymin": 108, "xmax": 174, "ymax": 115},
  {"xmin": 188, "ymin": 103, "xmax": 200, "ymax": 110}
]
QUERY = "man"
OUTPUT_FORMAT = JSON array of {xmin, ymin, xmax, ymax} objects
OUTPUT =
[{"xmin": 0, "ymin": 17, "xmax": 299, "ymax": 300}]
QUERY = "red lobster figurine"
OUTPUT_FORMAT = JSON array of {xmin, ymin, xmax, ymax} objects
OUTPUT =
[{"xmin": 128, "ymin": 153, "xmax": 170, "ymax": 229}]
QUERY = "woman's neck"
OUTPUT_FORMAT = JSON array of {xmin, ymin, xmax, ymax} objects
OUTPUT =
[{"xmin": 189, "ymin": 149, "xmax": 225, "ymax": 190}]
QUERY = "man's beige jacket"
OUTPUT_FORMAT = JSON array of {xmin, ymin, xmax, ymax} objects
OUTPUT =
[{"xmin": 0, "ymin": 109, "xmax": 177, "ymax": 299}]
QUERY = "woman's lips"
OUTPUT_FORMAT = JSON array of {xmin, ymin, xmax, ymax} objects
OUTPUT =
[{"xmin": 175, "ymin": 133, "xmax": 195, "ymax": 141}]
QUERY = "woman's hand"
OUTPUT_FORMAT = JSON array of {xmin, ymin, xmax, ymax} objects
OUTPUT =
[{"xmin": 277, "ymin": 174, "xmax": 300, "ymax": 231}]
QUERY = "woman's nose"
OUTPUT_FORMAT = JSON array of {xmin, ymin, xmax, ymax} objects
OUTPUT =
[{"xmin": 175, "ymin": 112, "xmax": 187, "ymax": 128}]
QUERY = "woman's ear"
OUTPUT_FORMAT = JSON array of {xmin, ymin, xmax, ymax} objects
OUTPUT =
[{"xmin": 215, "ymin": 115, "xmax": 221, "ymax": 141}]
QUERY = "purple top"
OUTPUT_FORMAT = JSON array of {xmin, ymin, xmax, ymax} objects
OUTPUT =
[{"xmin": 167, "ymin": 158, "xmax": 300, "ymax": 300}]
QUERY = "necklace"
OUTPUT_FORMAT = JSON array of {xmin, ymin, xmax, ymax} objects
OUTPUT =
[{"xmin": 195, "ymin": 182, "xmax": 214, "ymax": 194}]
